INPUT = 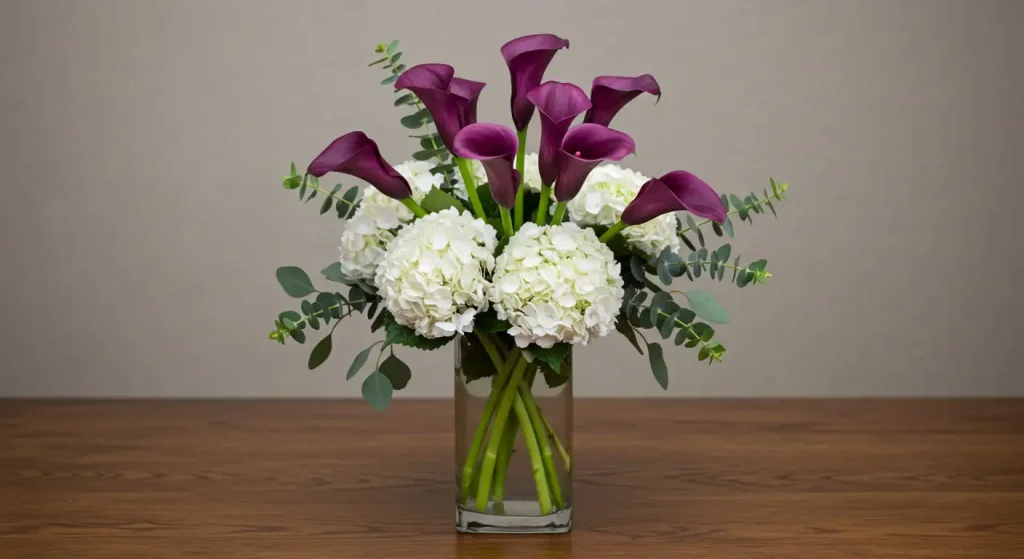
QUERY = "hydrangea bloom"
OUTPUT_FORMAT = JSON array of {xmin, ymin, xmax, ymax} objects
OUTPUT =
[
  {"xmin": 565, "ymin": 164, "xmax": 681, "ymax": 258},
  {"xmin": 337, "ymin": 161, "xmax": 444, "ymax": 280},
  {"xmin": 490, "ymin": 222, "xmax": 624, "ymax": 348},
  {"xmin": 454, "ymin": 152, "xmax": 545, "ymax": 199},
  {"xmin": 375, "ymin": 208, "xmax": 498, "ymax": 338}
]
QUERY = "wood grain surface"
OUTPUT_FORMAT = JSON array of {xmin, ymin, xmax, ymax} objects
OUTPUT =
[{"xmin": 1, "ymin": 399, "xmax": 1022, "ymax": 558}]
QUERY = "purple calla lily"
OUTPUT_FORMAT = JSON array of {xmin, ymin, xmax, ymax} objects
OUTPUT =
[
  {"xmin": 554, "ymin": 123, "xmax": 636, "ymax": 202},
  {"xmin": 622, "ymin": 171, "xmax": 726, "ymax": 225},
  {"xmin": 307, "ymin": 131, "xmax": 411, "ymax": 200},
  {"xmin": 452, "ymin": 123, "xmax": 521, "ymax": 209},
  {"xmin": 583, "ymin": 74, "xmax": 662, "ymax": 127},
  {"xmin": 395, "ymin": 64, "xmax": 486, "ymax": 150},
  {"xmin": 501, "ymin": 34, "xmax": 570, "ymax": 131},
  {"xmin": 527, "ymin": 81, "xmax": 592, "ymax": 187}
]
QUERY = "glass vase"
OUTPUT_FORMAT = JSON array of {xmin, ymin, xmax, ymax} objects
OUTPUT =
[{"xmin": 454, "ymin": 333, "xmax": 572, "ymax": 534}]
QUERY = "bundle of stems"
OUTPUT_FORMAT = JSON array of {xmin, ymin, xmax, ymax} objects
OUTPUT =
[{"xmin": 459, "ymin": 333, "xmax": 571, "ymax": 514}]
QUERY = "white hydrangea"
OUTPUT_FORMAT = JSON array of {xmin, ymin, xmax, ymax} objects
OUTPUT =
[
  {"xmin": 337, "ymin": 161, "xmax": 444, "ymax": 281},
  {"xmin": 566, "ymin": 164, "xmax": 681, "ymax": 258},
  {"xmin": 490, "ymin": 222, "xmax": 624, "ymax": 348},
  {"xmin": 375, "ymin": 208, "xmax": 498, "ymax": 339},
  {"xmin": 453, "ymin": 152, "xmax": 547, "ymax": 199}
]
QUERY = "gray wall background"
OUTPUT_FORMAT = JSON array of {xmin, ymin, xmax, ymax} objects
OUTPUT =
[{"xmin": 1, "ymin": 0, "xmax": 1021, "ymax": 398}]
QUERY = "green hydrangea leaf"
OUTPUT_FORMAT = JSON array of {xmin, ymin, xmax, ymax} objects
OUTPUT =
[
  {"xmin": 420, "ymin": 187, "xmax": 466, "ymax": 214},
  {"xmin": 525, "ymin": 343, "xmax": 571, "ymax": 374},
  {"xmin": 382, "ymin": 313, "xmax": 451, "ymax": 351}
]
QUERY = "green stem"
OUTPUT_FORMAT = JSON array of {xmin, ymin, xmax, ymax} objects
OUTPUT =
[
  {"xmin": 598, "ymin": 220, "xmax": 627, "ymax": 243},
  {"xmin": 535, "ymin": 185, "xmax": 552, "ymax": 225},
  {"xmin": 542, "ymin": 414, "xmax": 571, "ymax": 472},
  {"xmin": 499, "ymin": 207, "xmax": 514, "ymax": 238},
  {"xmin": 492, "ymin": 414, "xmax": 517, "ymax": 500},
  {"xmin": 517, "ymin": 382, "xmax": 563, "ymax": 509},
  {"xmin": 455, "ymin": 157, "xmax": 486, "ymax": 219},
  {"xmin": 400, "ymin": 197, "xmax": 427, "ymax": 218},
  {"xmin": 474, "ymin": 357, "xmax": 529, "ymax": 511},
  {"xmin": 512, "ymin": 393, "xmax": 553, "ymax": 514},
  {"xmin": 514, "ymin": 127, "xmax": 528, "ymax": 229},
  {"xmin": 550, "ymin": 201, "xmax": 568, "ymax": 225},
  {"xmin": 460, "ymin": 347, "xmax": 522, "ymax": 503}
]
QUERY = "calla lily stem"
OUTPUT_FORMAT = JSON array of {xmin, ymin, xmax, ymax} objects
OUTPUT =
[
  {"xmin": 455, "ymin": 157, "xmax": 487, "ymax": 219},
  {"xmin": 598, "ymin": 220, "xmax": 627, "ymax": 243},
  {"xmin": 401, "ymin": 197, "xmax": 428, "ymax": 218},
  {"xmin": 499, "ymin": 207, "xmax": 515, "ymax": 238},
  {"xmin": 551, "ymin": 201, "xmax": 568, "ymax": 225},
  {"xmin": 513, "ymin": 127, "xmax": 528, "ymax": 229},
  {"xmin": 536, "ymin": 186, "xmax": 552, "ymax": 225}
]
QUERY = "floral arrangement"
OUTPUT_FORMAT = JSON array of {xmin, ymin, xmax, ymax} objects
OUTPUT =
[{"xmin": 268, "ymin": 35, "xmax": 788, "ymax": 519}]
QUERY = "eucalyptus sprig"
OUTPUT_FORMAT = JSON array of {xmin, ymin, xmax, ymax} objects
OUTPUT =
[
  {"xmin": 370, "ymin": 40, "xmax": 456, "ymax": 186},
  {"xmin": 678, "ymin": 178, "xmax": 790, "ymax": 248},
  {"xmin": 282, "ymin": 162, "xmax": 361, "ymax": 218}
]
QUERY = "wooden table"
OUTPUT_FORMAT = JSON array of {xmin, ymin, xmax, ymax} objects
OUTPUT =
[{"xmin": 1, "ymin": 400, "xmax": 1022, "ymax": 558}]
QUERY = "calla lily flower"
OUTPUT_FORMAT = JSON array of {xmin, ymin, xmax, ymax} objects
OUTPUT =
[
  {"xmin": 501, "ymin": 34, "xmax": 570, "ymax": 131},
  {"xmin": 307, "ymin": 131, "xmax": 411, "ymax": 200},
  {"xmin": 452, "ymin": 123, "xmax": 520, "ymax": 209},
  {"xmin": 583, "ymin": 74, "xmax": 662, "ymax": 127},
  {"xmin": 554, "ymin": 123, "xmax": 636, "ymax": 202},
  {"xmin": 395, "ymin": 64, "xmax": 486, "ymax": 150},
  {"xmin": 527, "ymin": 81, "xmax": 592, "ymax": 187},
  {"xmin": 622, "ymin": 171, "xmax": 726, "ymax": 225}
]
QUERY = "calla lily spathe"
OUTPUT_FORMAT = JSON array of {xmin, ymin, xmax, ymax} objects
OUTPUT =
[
  {"xmin": 554, "ymin": 123, "xmax": 636, "ymax": 202},
  {"xmin": 584, "ymin": 74, "xmax": 661, "ymax": 127},
  {"xmin": 500, "ymin": 33, "xmax": 570, "ymax": 131},
  {"xmin": 622, "ymin": 170, "xmax": 726, "ymax": 225},
  {"xmin": 307, "ymin": 131, "xmax": 411, "ymax": 200},
  {"xmin": 527, "ymin": 81, "xmax": 591, "ymax": 187},
  {"xmin": 395, "ymin": 63, "xmax": 486, "ymax": 150},
  {"xmin": 452, "ymin": 123, "xmax": 521, "ymax": 209}
]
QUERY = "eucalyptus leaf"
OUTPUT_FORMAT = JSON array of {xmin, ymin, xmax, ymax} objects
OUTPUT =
[
  {"xmin": 308, "ymin": 335, "xmax": 333, "ymax": 369},
  {"xmin": 630, "ymin": 255, "xmax": 647, "ymax": 282},
  {"xmin": 361, "ymin": 370, "xmax": 393, "ymax": 412},
  {"xmin": 647, "ymin": 342, "xmax": 669, "ymax": 390},
  {"xmin": 657, "ymin": 259, "xmax": 673, "ymax": 285},
  {"xmin": 276, "ymin": 267, "xmax": 315, "ymax": 298},
  {"xmin": 278, "ymin": 311, "xmax": 301, "ymax": 329},
  {"xmin": 379, "ymin": 353, "xmax": 412, "ymax": 390},
  {"xmin": 683, "ymin": 290, "xmax": 730, "ymax": 324},
  {"xmin": 321, "ymin": 262, "xmax": 348, "ymax": 284},
  {"xmin": 400, "ymin": 113, "xmax": 426, "ymax": 129},
  {"xmin": 658, "ymin": 313, "xmax": 675, "ymax": 339},
  {"xmin": 347, "ymin": 345, "xmax": 375, "ymax": 380},
  {"xmin": 615, "ymin": 315, "xmax": 644, "ymax": 355},
  {"xmin": 686, "ymin": 215, "xmax": 704, "ymax": 247},
  {"xmin": 715, "ymin": 244, "xmax": 732, "ymax": 262}
]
